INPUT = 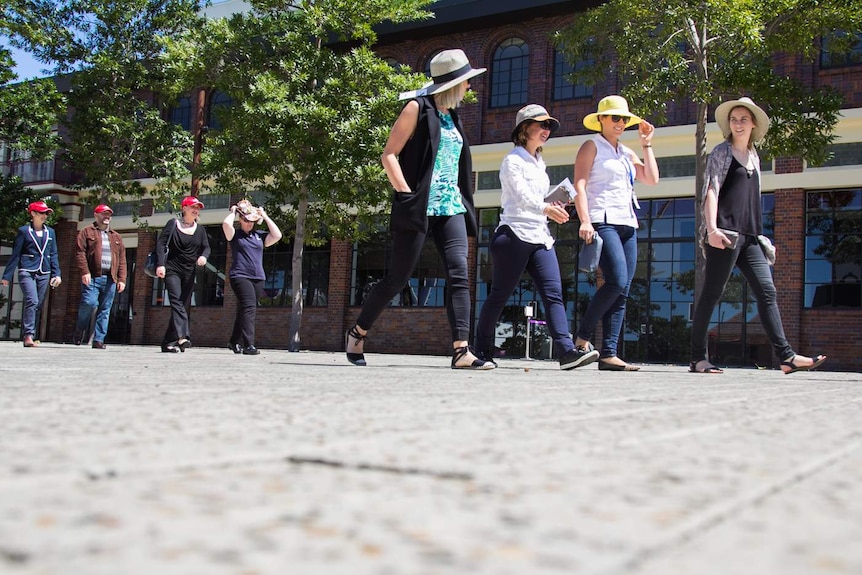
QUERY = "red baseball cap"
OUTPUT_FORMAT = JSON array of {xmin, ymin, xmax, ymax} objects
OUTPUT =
[
  {"xmin": 181, "ymin": 196, "xmax": 205, "ymax": 209},
  {"xmin": 94, "ymin": 204, "xmax": 113, "ymax": 214},
  {"xmin": 28, "ymin": 200, "xmax": 54, "ymax": 214}
]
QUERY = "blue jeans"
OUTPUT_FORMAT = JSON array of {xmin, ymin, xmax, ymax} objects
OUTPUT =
[
  {"xmin": 18, "ymin": 270, "xmax": 50, "ymax": 338},
  {"xmin": 357, "ymin": 214, "xmax": 471, "ymax": 342},
  {"xmin": 76, "ymin": 275, "xmax": 117, "ymax": 343},
  {"xmin": 576, "ymin": 223, "xmax": 637, "ymax": 358},
  {"xmin": 690, "ymin": 234, "xmax": 793, "ymax": 363},
  {"xmin": 475, "ymin": 226, "xmax": 574, "ymax": 357}
]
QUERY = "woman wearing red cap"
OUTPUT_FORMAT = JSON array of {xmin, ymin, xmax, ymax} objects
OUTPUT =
[
  {"xmin": 1, "ymin": 201, "xmax": 62, "ymax": 347},
  {"xmin": 154, "ymin": 196, "xmax": 211, "ymax": 353}
]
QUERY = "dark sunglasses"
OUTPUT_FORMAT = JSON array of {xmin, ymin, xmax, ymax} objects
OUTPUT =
[
  {"xmin": 605, "ymin": 114, "xmax": 627, "ymax": 124},
  {"xmin": 534, "ymin": 119, "xmax": 555, "ymax": 130}
]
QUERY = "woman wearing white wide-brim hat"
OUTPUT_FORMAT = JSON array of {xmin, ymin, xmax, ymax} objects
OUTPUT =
[
  {"xmin": 690, "ymin": 97, "xmax": 826, "ymax": 375},
  {"xmin": 571, "ymin": 94, "xmax": 660, "ymax": 371},
  {"xmin": 345, "ymin": 49, "xmax": 494, "ymax": 370}
]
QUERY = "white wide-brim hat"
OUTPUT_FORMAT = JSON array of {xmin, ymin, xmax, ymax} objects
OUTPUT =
[
  {"xmin": 399, "ymin": 49, "xmax": 486, "ymax": 100},
  {"xmin": 583, "ymin": 95, "xmax": 643, "ymax": 132},
  {"xmin": 715, "ymin": 97, "xmax": 770, "ymax": 142}
]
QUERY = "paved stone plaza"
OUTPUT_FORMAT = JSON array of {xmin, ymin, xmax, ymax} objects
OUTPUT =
[{"xmin": 1, "ymin": 341, "xmax": 860, "ymax": 575}]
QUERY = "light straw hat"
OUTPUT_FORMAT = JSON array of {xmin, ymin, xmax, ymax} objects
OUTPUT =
[
  {"xmin": 399, "ymin": 49, "xmax": 486, "ymax": 100},
  {"xmin": 582, "ymin": 95, "xmax": 643, "ymax": 132},
  {"xmin": 715, "ymin": 97, "xmax": 770, "ymax": 142}
]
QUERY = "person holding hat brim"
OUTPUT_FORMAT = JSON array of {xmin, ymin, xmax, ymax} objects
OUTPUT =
[
  {"xmin": 690, "ymin": 97, "xmax": 826, "ymax": 374},
  {"xmin": 155, "ymin": 195, "xmax": 211, "ymax": 353},
  {"xmin": 222, "ymin": 200, "xmax": 283, "ymax": 355},
  {"xmin": 474, "ymin": 104, "xmax": 599, "ymax": 369},
  {"xmin": 345, "ymin": 48, "xmax": 493, "ymax": 370},
  {"xmin": 1, "ymin": 201, "xmax": 62, "ymax": 347},
  {"xmin": 73, "ymin": 204, "xmax": 127, "ymax": 349},
  {"xmin": 571, "ymin": 95, "xmax": 660, "ymax": 371}
]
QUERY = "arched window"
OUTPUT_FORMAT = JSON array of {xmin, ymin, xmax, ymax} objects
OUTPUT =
[
  {"xmin": 169, "ymin": 96, "xmax": 192, "ymax": 131},
  {"xmin": 207, "ymin": 90, "xmax": 232, "ymax": 132},
  {"xmin": 553, "ymin": 50, "xmax": 593, "ymax": 101},
  {"xmin": 490, "ymin": 38, "xmax": 529, "ymax": 108}
]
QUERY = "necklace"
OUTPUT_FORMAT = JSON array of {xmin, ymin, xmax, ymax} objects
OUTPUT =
[{"xmin": 733, "ymin": 147, "xmax": 754, "ymax": 178}]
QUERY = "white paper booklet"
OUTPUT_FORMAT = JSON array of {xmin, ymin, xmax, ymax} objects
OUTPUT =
[{"xmin": 544, "ymin": 177, "xmax": 576, "ymax": 204}]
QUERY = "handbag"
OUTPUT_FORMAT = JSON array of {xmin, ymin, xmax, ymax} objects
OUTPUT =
[
  {"xmin": 757, "ymin": 234, "xmax": 776, "ymax": 266},
  {"xmin": 144, "ymin": 220, "xmax": 176, "ymax": 278},
  {"xmin": 578, "ymin": 232, "xmax": 603, "ymax": 273}
]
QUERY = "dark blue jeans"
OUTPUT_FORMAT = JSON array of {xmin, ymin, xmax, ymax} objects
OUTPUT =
[
  {"xmin": 690, "ymin": 234, "xmax": 793, "ymax": 363},
  {"xmin": 576, "ymin": 223, "xmax": 637, "ymax": 358},
  {"xmin": 18, "ymin": 270, "xmax": 50, "ymax": 338},
  {"xmin": 357, "ymin": 214, "xmax": 471, "ymax": 342},
  {"xmin": 475, "ymin": 226, "xmax": 574, "ymax": 357},
  {"xmin": 75, "ymin": 275, "xmax": 116, "ymax": 343}
]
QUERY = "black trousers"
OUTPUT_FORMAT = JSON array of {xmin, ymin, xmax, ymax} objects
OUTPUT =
[
  {"xmin": 162, "ymin": 266, "xmax": 196, "ymax": 345},
  {"xmin": 230, "ymin": 276, "xmax": 263, "ymax": 348},
  {"xmin": 690, "ymin": 234, "xmax": 794, "ymax": 363},
  {"xmin": 357, "ymin": 214, "xmax": 471, "ymax": 342}
]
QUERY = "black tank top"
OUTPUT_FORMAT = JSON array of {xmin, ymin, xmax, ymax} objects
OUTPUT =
[{"xmin": 716, "ymin": 156, "xmax": 761, "ymax": 237}]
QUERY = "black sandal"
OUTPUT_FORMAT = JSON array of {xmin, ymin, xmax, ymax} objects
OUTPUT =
[
  {"xmin": 451, "ymin": 346, "xmax": 495, "ymax": 370},
  {"xmin": 345, "ymin": 326, "xmax": 367, "ymax": 366},
  {"xmin": 781, "ymin": 354, "xmax": 826, "ymax": 374},
  {"xmin": 689, "ymin": 360, "xmax": 723, "ymax": 374}
]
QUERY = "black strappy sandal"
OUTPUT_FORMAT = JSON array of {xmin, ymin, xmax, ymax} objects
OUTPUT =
[
  {"xmin": 452, "ymin": 346, "xmax": 495, "ymax": 370},
  {"xmin": 345, "ymin": 326, "xmax": 367, "ymax": 366}
]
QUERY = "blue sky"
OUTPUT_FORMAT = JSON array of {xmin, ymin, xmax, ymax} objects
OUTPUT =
[{"xmin": 2, "ymin": 42, "xmax": 50, "ymax": 80}]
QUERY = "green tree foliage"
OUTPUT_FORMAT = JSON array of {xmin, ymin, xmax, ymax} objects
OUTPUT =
[
  {"xmin": 162, "ymin": 0, "xmax": 434, "ymax": 349},
  {"xmin": 1, "ymin": 2, "xmax": 65, "ymax": 159},
  {"xmin": 556, "ymin": 0, "xmax": 862, "ymax": 293},
  {"xmin": 14, "ymin": 0, "xmax": 206, "ymax": 208},
  {"xmin": 0, "ymin": 174, "xmax": 63, "ymax": 243}
]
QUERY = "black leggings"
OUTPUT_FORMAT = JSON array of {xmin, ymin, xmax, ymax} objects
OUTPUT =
[
  {"xmin": 162, "ymin": 266, "xmax": 196, "ymax": 345},
  {"xmin": 690, "ymin": 235, "xmax": 794, "ymax": 363},
  {"xmin": 230, "ymin": 276, "xmax": 263, "ymax": 347},
  {"xmin": 357, "ymin": 214, "xmax": 471, "ymax": 342}
]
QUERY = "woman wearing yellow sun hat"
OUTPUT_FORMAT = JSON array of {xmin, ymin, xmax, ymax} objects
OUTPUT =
[{"xmin": 571, "ymin": 95, "xmax": 660, "ymax": 371}]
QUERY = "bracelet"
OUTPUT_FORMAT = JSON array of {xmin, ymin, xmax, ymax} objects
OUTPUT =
[
  {"xmin": 707, "ymin": 229, "xmax": 718, "ymax": 235},
  {"xmin": 642, "ymin": 144, "xmax": 652, "ymax": 148}
]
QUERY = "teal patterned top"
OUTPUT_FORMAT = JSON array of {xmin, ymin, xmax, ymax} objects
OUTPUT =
[{"xmin": 427, "ymin": 111, "xmax": 466, "ymax": 216}]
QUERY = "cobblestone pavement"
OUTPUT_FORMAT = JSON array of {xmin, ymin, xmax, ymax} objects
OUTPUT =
[{"xmin": 1, "ymin": 342, "xmax": 860, "ymax": 575}]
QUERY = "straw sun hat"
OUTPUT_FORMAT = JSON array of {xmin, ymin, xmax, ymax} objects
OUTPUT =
[
  {"xmin": 400, "ymin": 49, "xmax": 486, "ymax": 100},
  {"xmin": 582, "ymin": 95, "xmax": 643, "ymax": 132},
  {"xmin": 715, "ymin": 97, "xmax": 770, "ymax": 142}
]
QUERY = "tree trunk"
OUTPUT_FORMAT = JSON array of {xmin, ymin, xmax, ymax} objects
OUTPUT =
[
  {"xmin": 694, "ymin": 101, "xmax": 708, "ymax": 301},
  {"xmin": 287, "ymin": 185, "xmax": 308, "ymax": 351}
]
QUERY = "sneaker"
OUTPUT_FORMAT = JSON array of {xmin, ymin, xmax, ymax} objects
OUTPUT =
[{"xmin": 559, "ymin": 345, "xmax": 599, "ymax": 370}]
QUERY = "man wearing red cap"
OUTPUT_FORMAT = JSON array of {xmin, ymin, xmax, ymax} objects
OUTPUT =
[
  {"xmin": 74, "ymin": 204, "xmax": 127, "ymax": 348},
  {"xmin": 1, "ymin": 201, "xmax": 62, "ymax": 347}
]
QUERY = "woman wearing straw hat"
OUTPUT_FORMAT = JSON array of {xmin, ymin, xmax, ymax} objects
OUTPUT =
[
  {"xmin": 571, "ymin": 95, "xmax": 659, "ymax": 371},
  {"xmin": 345, "ymin": 48, "xmax": 494, "ymax": 370},
  {"xmin": 222, "ymin": 200, "xmax": 282, "ymax": 356},
  {"xmin": 474, "ymin": 104, "xmax": 599, "ymax": 370},
  {"xmin": 155, "ymin": 195, "xmax": 211, "ymax": 353},
  {"xmin": 1, "ymin": 201, "xmax": 62, "ymax": 347},
  {"xmin": 690, "ymin": 97, "xmax": 826, "ymax": 374}
]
